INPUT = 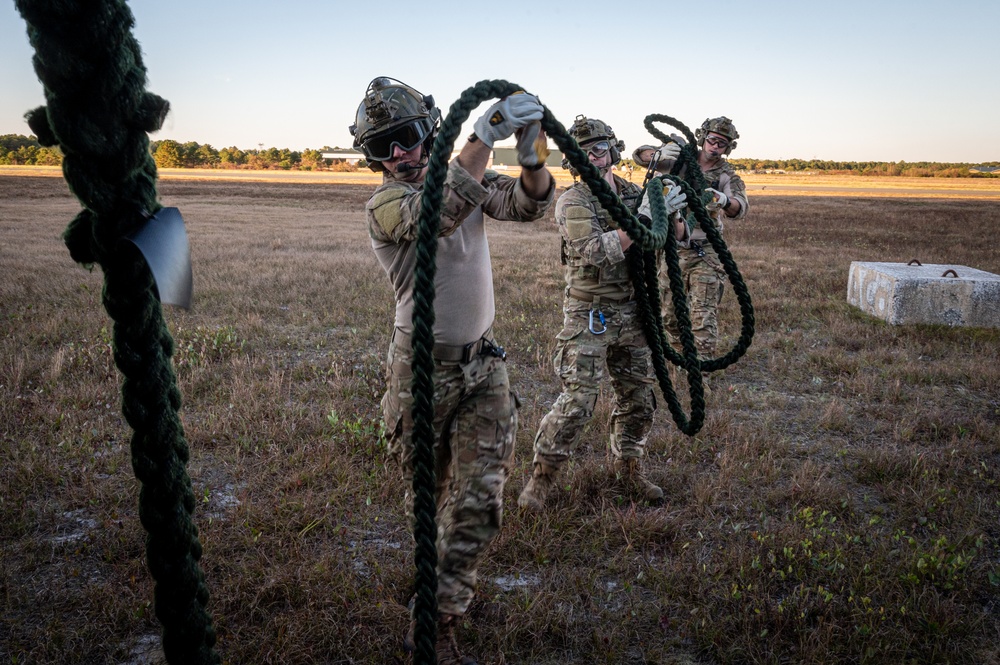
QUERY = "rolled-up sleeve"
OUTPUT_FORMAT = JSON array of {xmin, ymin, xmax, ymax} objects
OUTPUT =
[
  {"xmin": 480, "ymin": 170, "xmax": 554, "ymax": 222},
  {"xmin": 441, "ymin": 159, "xmax": 490, "ymax": 226},
  {"xmin": 366, "ymin": 160, "xmax": 491, "ymax": 243}
]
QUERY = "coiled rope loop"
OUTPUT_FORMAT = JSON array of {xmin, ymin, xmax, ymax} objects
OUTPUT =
[
  {"xmin": 629, "ymin": 115, "xmax": 756, "ymax": 434},
  {"xmin": 15, "ymin": 1, "xmax": 219, "ymax": 663},
  {"xmin": 410, "ymin": 78, "xmax": 675, "ymax": 663},
  {"xmin": 410, "ymin": 82, "xmax": 755, "ymax": 661}
]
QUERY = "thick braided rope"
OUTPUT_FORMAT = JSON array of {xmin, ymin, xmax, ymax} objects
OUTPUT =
[
  {"xmin": 410, "ymin": 79, "xmax": 524, "ymax": 664},
  {"xmin": 629, "ymin": 222, "xmax": 707, "ymax": 435},
  {"xmin": 561, "ymin": 112, "xmax": 739, "ymax": 434},
  {"xmin": 410, "ymin": 85, "xmax": 758, "ymax": 658},
  {"xmin": 14, "ymin": 1, "xmax": 219, "ymax": 663},
  {"xmin": 628, "ymin": 116, "xmax": 757, "ymax": 433},
  {"xmin": 643, "ymin": 115, "xmax": 754, "ymax": 371},
  {"xmin": 410, "ymin": 78, "xmax": 673, "ymax": 663}
]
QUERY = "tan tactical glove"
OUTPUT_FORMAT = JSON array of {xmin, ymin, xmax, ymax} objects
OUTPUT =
[{"xmin": 515, "ymin": 121, "xmax": 550, "ymax": 170}]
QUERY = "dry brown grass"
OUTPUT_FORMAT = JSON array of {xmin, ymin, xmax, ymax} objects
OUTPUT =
[
  {"xmin": 7, "ymin": 164, "xmax": 998, "ymax": 199},
  {"xmin": 2, "ymin": 175, "xmax": 999, "ymax": 664}
]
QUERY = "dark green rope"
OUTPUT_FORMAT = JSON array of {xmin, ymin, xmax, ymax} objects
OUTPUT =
[
  {"xmin": 15, "ymin": 1, "xmax": 219, "ymax": 663},
  {"xmin": 412, "ymin": 80, "xmax": 716, "ymax": 665},
  {"xmin": 410, "ymin": 78, "xmax": 524, "ymax": 665},
  {"xmin": 409, "ymin": 82, "xmax": 761, "ymax": 662},
  {"xmin": 629, "ymin": 115, "xmax": 757, "ymax": 434}
]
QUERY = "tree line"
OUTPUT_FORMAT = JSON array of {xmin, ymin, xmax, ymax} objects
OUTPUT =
[
  {"xmin": 146, "ymin": 140, "xmax": 348, "ymax": 171},
  {"xmin": 0, "ymin": 134, "xmax": 63, "ymax": 166},
  {"xmin": 725, "ymin": 158, "xmax": 1000, "ymax": 178},
  {"xmin": 3, "ymin": 134, "xmax": 997, "ymax": 177},
  {"xmin": 0, "ymin": 135, "xmax": 360, "ymax": 172}
]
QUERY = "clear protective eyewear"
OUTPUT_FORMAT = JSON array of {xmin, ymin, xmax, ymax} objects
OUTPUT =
[
  {"xmin": 363, "ymin": 120, "xmax": 429, "ymax": 161},
  {"xmin": 704, "ymin": 136, "xmax": 730, "ymax": 150},
  {"xmin": 584, "ymin": 140, "xmax": 611, "ymax": 158}
]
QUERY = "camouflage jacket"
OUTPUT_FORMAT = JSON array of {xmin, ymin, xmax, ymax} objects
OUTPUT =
[
  {"xmin": 695, "ymin": 160, "xmax": 748, "ymax": 240},
  {"xmin": 556, "ymin": 174, "xmax": 642, "ymax": 301},
  {"xmin": 367, "ymin": 160, "xmax": 553, "ymax": 345},
  {"xmin": 633, "ymin": 145, "xmax": 748, "ymax": 242}
]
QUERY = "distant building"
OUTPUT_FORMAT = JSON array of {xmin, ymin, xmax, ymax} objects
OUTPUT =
[
  {"xmin": 322, "ymin": 144, "xmax": 565, "ymax": 171},
  {"xmin": 321, "ymin": 148, "xmax": 364, "ymax": 165},
  {"xmin": 970, "ymin": 165, "xmax": 1000, "ymax": 174},
  {"xmin": 490, "ymin": 145, "xmax": 564, "ymax": 170}
]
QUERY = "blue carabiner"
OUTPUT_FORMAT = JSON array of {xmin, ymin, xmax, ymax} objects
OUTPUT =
[{"xmin": 589, "ymin": 308, "xmax": 607, "ymax": 335}]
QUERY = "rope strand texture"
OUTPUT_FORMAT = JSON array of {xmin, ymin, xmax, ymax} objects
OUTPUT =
[{"xmin": 15, "ymin": 1, "xmax": 219, "ymax": 662}]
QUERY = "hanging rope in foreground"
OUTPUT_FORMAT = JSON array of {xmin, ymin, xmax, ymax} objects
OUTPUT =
[{"xmin": 14, "ymin": 0, "xmax": 219, "ymax": 663}]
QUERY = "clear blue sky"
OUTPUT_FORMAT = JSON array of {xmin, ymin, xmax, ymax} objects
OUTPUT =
[{"xmin": 3, "ymin": 0, "xmax": 998, "ymax": 163}]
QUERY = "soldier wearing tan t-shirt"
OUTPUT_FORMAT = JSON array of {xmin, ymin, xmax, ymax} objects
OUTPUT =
[{"xmin": 350, "ymin": 77, "xmax": 553, "ymax": 665}]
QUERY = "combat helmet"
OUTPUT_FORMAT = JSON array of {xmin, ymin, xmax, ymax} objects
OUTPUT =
[
  {"xmin": 695, "ymin": 116, "xmax": 739, "ymax": 155},
  {"xmin": 349, "ymin": 77, "xmax": 441, "ymax": 172},
  {"xmin": 562, "ymin": 114, "xmax": 625, "ymax": 176}
]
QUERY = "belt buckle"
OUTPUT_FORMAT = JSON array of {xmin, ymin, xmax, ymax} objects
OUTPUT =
[{"xmin": 461, "ymin": 340, "xmax": 479, "ymax": 364}]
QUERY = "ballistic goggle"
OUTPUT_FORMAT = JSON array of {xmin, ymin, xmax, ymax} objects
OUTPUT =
[
  {"xmin": 704, "ymin": 135, "xmax": 731, "ymax": 149},
  {"xmin": 583, "ymin": 140, "xmax": 611, "ymax": 158},
  {"xmin": 362, "ymin": 119, "xmax": 431, "ymax": 162}
]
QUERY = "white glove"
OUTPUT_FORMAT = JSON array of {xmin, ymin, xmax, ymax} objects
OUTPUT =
[
  {"xmin": 515, "ymin": 121, "xmax": 550, "ymax": 169},
  {"xmin": 473, "ymin": 92, "xmax": 544, "ymax": 148},
  {"xmin": 663, "ymin": 184, "xmax": 688, "ymax": 214},
  {"xmin": 707, "ymin": 187, "xmax": 728, "ymax": 209},
  {"xmin": 637, "ymin": 184, "xmax": 688, "ymax": 220},
  {"xmin": 660, "ymin": 143, "xmax": 681, "ymax": 162}
]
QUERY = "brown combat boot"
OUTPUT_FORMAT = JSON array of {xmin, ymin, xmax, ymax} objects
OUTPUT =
[
  {"xmin": 404, "ymin": 614, "xmax": 477, "ymax": 664},
  {"xmin": 517, "ymin": 462, "xmax": 559, "ymax": 511},
  {"xmin": 614, "ymin": 458, "xmax": 664, "ymax": 503},
  {"xmin": 437, "ymin": 613, "xmax": 477, "ymax": 665}
]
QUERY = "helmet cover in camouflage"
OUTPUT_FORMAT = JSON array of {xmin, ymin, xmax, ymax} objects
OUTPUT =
[
  {"xmin": 349, "ymin": 77, "xmax": 441, "ymax": 171},
  {"xmin": 695, "ymin": 116, "xmax": 739, "ymax": 155},
  {"xmin": 562, "ymin": 114, "xmax": 625, "ymax": 175}
]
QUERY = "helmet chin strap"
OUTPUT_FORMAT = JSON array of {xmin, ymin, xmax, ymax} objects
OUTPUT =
[{"xmin": 389, "ymin": 164, "xmax": 424, "ymax": 182}]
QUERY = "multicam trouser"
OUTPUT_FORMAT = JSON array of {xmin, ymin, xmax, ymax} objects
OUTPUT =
[
  {"xmin": 532, "ymin": 295, "xmax": 655, "ymax": 469},
  {"xmin": 381, "ymin": 332, "xmax": 518, "ymax": 616},
  {"xmin": 659, "ymin": 243, "xmax": 726, "ymax": 359}
]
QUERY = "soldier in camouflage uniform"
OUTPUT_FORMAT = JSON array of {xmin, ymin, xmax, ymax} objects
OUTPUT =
[
  {"xmin": 518, "ymin": 116, "xmax": 688, "ymax": 511},
  {"xmin": 350, "ymin": 77, "xmax": 554, "ymax": 665},
  {"xmin": 633, "ymin": 117, "xmax": 749, "ymax": 389}
]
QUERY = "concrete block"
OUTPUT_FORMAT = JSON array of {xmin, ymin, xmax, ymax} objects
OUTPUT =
[{"xmin": 847, "ymin": 261, "xmax": 1000, "ymax": 327}]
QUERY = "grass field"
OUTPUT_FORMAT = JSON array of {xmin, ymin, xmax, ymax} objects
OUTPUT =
[
  {"xmin": 2, "ymin": 174, "xmax": 999, "ymax": 664},
  {"xmin": 4, "ymin": 164, "xmax": 1000, "ymax": 200}
]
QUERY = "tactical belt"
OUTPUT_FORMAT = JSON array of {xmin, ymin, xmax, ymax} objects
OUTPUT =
[
  {"xmin": 392, "ymin": 326, "xmax": 503, "ymax": 363},
  {"xmin": 566, "ymin": 288, "xmax": 634, "ymax": 304}
]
